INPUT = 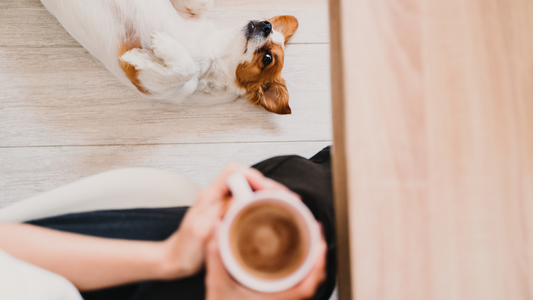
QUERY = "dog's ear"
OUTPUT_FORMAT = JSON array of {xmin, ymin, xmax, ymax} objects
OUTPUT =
[
  {"xmin": 246, "ymin": 78, "xmax": 291, "ymax": 114},
  {"xmin": 261, "ymin": 78, "xmax": 291, "ymax": 114},
  {"xmin": 268, "ymin": 15, "xmax": 299, "ymax": 45}
]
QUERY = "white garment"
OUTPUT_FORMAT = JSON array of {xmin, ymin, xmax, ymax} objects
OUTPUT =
[
  {"xmin": 0, "ymin": 168, "xmax": 201, "ymax": 223},
  {"xmin": 0, "ymin": 248, "xmax": 82, "ymax": 300},
  {"xmin": 0, "ymin": 167, "xmax": 201, "ymax": 299}
]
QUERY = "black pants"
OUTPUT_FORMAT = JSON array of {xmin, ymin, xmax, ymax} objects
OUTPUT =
[{"xmin": 28, "ymin": 147, "xmax": 336, "ymax": 300}]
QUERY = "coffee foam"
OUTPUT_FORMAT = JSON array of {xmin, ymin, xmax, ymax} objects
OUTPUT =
[{"xmin": 229, "ymin": 200, "xmax": 310, "ymax": 280}]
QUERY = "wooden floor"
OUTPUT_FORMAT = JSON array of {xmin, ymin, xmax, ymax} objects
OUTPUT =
[{"xmin": 0, "ymin": 0, "xmax": 332, "ymax": 207}]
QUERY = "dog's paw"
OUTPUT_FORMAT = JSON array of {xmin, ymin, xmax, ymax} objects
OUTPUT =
[
  {"xmin": 150, "ymin": 31, "xmax": 181, "ymax": 63},
  {"xmin": 150, "ymin": 31, "xmax": 197, "ymax": 82},
  {"xmin": 120, "ymin": 48, "xmax": 152, "ymax": 69},
  {"xmin": 177, "ymin": 0, "xmax": 213, "ymax": 17}
]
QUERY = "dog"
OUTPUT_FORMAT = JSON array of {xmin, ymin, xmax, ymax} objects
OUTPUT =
[{"xmin": 39, "ymin": 0, "xmax": 299, "ymax": 114}]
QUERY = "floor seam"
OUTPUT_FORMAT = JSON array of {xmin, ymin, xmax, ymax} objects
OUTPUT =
[{"xmin": 0, "ymin": 140, "xmax": 333, "ymax": 149}]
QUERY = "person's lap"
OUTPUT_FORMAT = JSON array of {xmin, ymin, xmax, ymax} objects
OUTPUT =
[
  {"xmin": 28, "ymin": 207, "xmax": 204, "ymax": 300},
  {"xmin": 27, "ymin": 147, "xmax": 336, "ymax": 300}
]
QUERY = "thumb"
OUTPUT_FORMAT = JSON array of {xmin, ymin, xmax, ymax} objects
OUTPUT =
[{"xmin": 205, "ymin": 226, "xmax": 230, "ymax": 280}]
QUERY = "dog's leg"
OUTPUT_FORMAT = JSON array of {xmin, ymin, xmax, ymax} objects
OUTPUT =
[
  {"xmin": 149, "ymin": 31, "xmax": 197, "ymax": 80},
  {"xmin": 120, "ymin": 32, "xmax": 197, "ymax": 94},
  {"xmin": 169, "ymin": 0, "xmax": 214, "ymax": 17}
]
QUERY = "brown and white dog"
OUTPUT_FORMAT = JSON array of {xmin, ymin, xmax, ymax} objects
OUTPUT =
[{"xmin": 39, "ymin": 0, "xmax": 298, "ymax": 114}]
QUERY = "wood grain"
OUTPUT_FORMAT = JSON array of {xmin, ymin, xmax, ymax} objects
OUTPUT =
[
  {"xmin": 0, "ymin": 0, "xmax": 332, "ymax": 221},
  {"xmin": 327, "ymin": 0, "xmax": 351, "ymax": 299},
  {"xmin": 0, "ymin": 44, "xmax": 331, "ymax": 147},
  {"xmin": 424, "ymin": 1, "xmax": 533, "ymax": 299},
  {"xmin": 1, "ymin": 0, "xmax": 336, "ymax": 296},
  {"xmin": 330, "ymin": 0, "xmax": 533, "ymax": 299},
  {"xmin": 0, "ymin": 0, "xmax": 328, "ymax": 47},
  {"xmin": 0, "ymin": 141, "xmax": 331, "ymax": 208}
]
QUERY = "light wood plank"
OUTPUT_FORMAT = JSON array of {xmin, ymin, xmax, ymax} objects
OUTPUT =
[
  {"xmin": 0, "ymin": 44, "xmax": 331, "ymax": 147},
  {"xmin": 0, "ymin": 0, "xmax": 328, "ymax": 46},
  {"xmin": 344, "ymin": 0, "xmax": 429, "ymax": 299},
  {"xmin": 0, "ymin": 0, "xmax": 43, "ymax": 9},
  {"xmin": 0, "ymin": 141, "xmax": 331, "ymax": 207},
  {"xmin": 424, "ymin": 1, "xmax": 533, "ymax": 299},
  {"xmin": 330, "ymin": 0, "xmax": 533, "ymax": 299}
]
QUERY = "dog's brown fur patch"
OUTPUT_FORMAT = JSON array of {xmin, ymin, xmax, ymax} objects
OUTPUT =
[
  {"xmin": 267, "ymin": 15, "xmax": 299, "ymax": 45},
  {"xmin": 236, "ymin": 41, "xmax": 290, "ymax": 114},
  {"xmin": 235, "ymin": 15, "xmax": 299, "ymax": 114},
  {"xmin": 118, "ymin": 33, "xmax": 149, "ymax": 94}
]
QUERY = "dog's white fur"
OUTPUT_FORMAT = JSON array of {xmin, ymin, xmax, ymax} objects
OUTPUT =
[{"xmin": 40, "ymin": 0, "xmax": 286, "ymax": 105}]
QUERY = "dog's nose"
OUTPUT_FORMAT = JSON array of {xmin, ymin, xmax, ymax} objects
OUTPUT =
[{"xmin": 260, "ymin": 21, "xmax": 272, "ymax": 36}]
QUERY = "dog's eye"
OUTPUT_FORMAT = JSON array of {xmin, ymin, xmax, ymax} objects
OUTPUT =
[{"xmin": 262, "ymin": 53, "xmax": 273, "ymax": 66}]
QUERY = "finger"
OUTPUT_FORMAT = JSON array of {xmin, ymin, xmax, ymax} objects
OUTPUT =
[
  {"xmin": 310, "ymin": 231, "xmax": 328, "ymax": 284},
  {"xmin": 205, "ymin": 228, "xmax": 231, "ymax": 281},
  {"xmin": 314, "ymin": 237, "xmax": 328, "ymax": 284},
  {"xmin": 205, "ymin": 235, "xmax": 231, "ymax": 300},
  {"xmin": 219, "ymin": 197, "xmax": 233, "ymax": 218},
  {"xmin": 205, "ymin": 200, "xmax": 231, "ymax": 224},
  {"xmin": 260, "ymin": 177, "xmax": 302, "ymax": 199},
  {"xmin": 241, "ymin": 169, "xmax": 302, "ymax": 199},
  {"xmin": 212, "ymin": 163, "xmax": 246, "ymax": 193},
  {"xmin": 290, "ymin": 236, "xmax": 328, "ymax": 298},
  {"xmin": 242, "ymin": 168, "xmax": 287, "ymax": 191},
  {"xmin": 243, "ymin": 169, "xmax": 302, "ymax": 199},
  {"xmin": 201, "ymin": 163, "xmax": 246, "ymax": 203}
]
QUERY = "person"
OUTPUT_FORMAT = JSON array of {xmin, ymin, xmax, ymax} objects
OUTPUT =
[{"xmin": 0, "ymin": 147, "xmax": 336, "ymax": 300}]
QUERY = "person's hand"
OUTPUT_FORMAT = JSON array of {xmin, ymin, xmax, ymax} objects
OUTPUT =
[
  {"xmin": 205, "ymin": 227, "xmax": 327, "ymax": 300},
  {"xmin": 159, "ymin": 164, "xmax": 296, "ymax": 279}
]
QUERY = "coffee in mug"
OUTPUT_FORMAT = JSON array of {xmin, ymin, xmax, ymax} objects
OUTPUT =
[
  {"xmin": 229, "ymin": 200, "xmax": 310, "ymax": 280},
  {"xmin": 218, "ymin": 173, "xmax": 320, "ymax": 292}
]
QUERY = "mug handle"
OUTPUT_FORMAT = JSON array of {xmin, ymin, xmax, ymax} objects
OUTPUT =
[{"xmin": 227, "ymin": 173, "xmax": 254, "ymax": 204}]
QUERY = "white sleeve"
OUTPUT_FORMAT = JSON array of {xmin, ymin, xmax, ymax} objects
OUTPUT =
[{"xmin": 0, "ymin": 248, "xmax": 83, "ymax": 300}]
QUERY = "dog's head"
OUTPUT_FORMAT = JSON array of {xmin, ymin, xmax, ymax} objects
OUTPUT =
[{"xmin": 234, "ymin": 15, "xmax": 298, "ymax": 114}]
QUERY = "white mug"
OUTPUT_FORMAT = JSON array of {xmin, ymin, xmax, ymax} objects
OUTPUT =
[{"xmin": 218, "ymin": 173, "xmax": 321, "ymax": 293}]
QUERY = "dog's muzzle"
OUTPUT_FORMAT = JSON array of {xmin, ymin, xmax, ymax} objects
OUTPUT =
[{"xmin": 245, "ymin": 20, "xmax": 272, "ymax": 39}]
